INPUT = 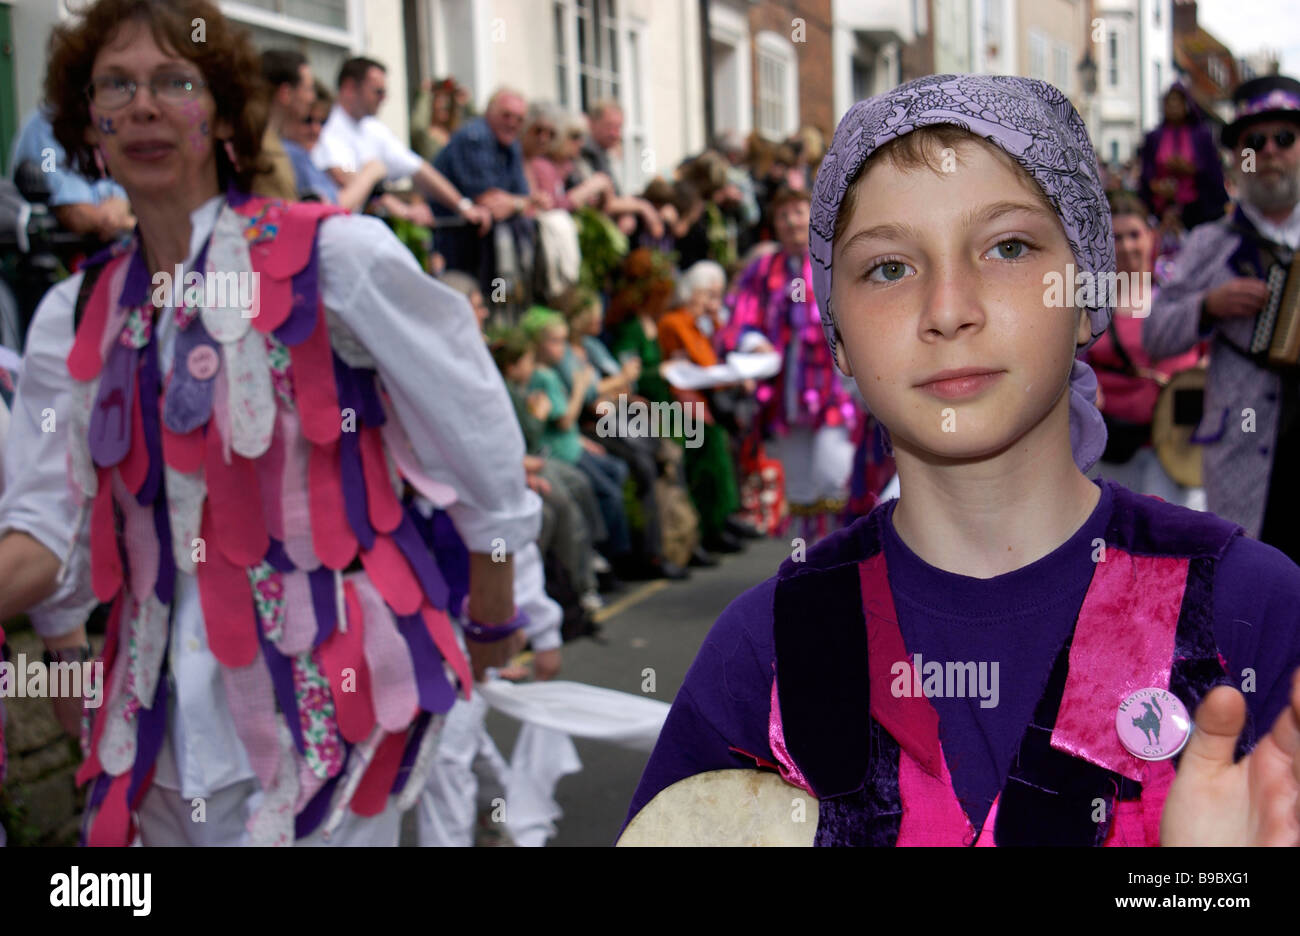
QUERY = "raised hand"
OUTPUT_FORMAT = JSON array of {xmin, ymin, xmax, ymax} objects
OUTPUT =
[{"xmin": 1160, "ymin": 670, "xmax": 1300, "ymax": 846}]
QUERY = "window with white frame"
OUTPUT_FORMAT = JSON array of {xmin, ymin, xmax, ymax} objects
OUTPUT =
[
  {"xmin": 755, "ymin": 30, "xmax": 798, "ymax": 140},
  {"xmin": 1108, "ymin": 28, "xmax": 1121, "ymax": 88},
  {"xmin": 554, "ymin": 2, "xmax": 569, "ymax": 108},
  {"xmin": 576, "ymin": 0, "xmax": 620, "ymax": 113},
  {"xmin": 984, "ymin": 0, "xmax": 1003, "ymax": 47},
  {"xmin": 709, "ymin": 4, "xmax": 751, "ymax": 139},
  {"xmin": 1028, "ymin": 30, "xmax": 1047, "ymax": 81},
  {"xmin": 233, "ymin": 0, "xmax": 348, "ymax": 30},
  {"xmin": 223, "ymin": 0, "xmax": 359, "ymax": 96},
  {"xmin": 1052, "ymin": 42, "xmax": 1069, "ymax": 92},
  {"xmin": 553, "ymin": 1, "xmax": 649, "ymax": 191},
  {"xmin": 624, "ymin": 22, "xmax": 648, "ymax": 189}
]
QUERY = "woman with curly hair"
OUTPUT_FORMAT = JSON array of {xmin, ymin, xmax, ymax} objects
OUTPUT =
[
  {"xmin": 0, "ymin": 0, "xmax": 539, "ymax": 846},
  {"xmin": 607, "ymin": 248, "xmax": 678, "ymax": 408},
  {"xmin": 608, "ymin": 251, "xmax": 745, "ymax": 557}
]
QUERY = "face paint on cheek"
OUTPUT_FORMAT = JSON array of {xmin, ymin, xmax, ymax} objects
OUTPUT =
[
  {"xmin": 90, "ymin": 107, "xmax": 116, "ymax": 137},
  {"xmin": 181, "ymin": 101, "xmax": 211, "ymax": 153}
]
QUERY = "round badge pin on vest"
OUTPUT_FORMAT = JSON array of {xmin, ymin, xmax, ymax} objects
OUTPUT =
[
  {"xmin": 1116, "ymin": 687, "xmax": 1192, "ymax": 760},
  {"xmin": 187, "ymin": 345, "xmax": 220, "ymax": 381}
]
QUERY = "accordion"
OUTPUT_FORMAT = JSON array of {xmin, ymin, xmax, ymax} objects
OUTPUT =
[{"xmin": 1249, "ymin": 250, "xmax": 1300, "ymax": 366}]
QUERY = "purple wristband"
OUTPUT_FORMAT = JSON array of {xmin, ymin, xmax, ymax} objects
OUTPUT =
[{"xmin": 461, "ymin": 598, "xmax": 529, "ymax": 643}]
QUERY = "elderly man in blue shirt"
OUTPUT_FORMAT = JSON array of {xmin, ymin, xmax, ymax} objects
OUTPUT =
[
  {"xmin": 433, "ymin": 87, "xmax": 554, "ymax": 275},
  {"xmin": 10, "ymin": 110, "xmax": 134, "ymax": 241}
]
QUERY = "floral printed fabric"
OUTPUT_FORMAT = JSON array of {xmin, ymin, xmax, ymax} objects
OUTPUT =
[
  {"xmin": 243, "ymin": 200, "xmax": 282, "ymax": 245},
  {"xmin": 292, "ymin": 652, "xmax": 344, "ymax": 779},
  {"xmin": 807, "ymin": 74, "xmax": 1114, "ymax": 473},
  {"xmin": 248, "ymin": 562, "xmax": 286, "ymax": 643},
  {"xmin": 264, "ymin": 333, "xmax": 295, "ymax": 407},
  {"xmin": 119, "ymin": 305, "xmax": 152, "ymax": 349}
]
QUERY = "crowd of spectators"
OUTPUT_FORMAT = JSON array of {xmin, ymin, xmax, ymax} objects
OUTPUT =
[
  {"xmin": 2, "ymin": 49, "xmax": 878, "ymax": 645},
  {"xmin": 354, "ymin": 59, "xmax": 842, "ymax": 638}
]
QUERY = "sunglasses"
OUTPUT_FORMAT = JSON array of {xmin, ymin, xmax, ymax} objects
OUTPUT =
[{"xmin": 1242, "ymin": 129, "xmax": 1297, "ymax": 153}]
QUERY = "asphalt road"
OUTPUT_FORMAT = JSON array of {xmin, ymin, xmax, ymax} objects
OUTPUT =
[
  {"xmin": 546, "ymin": 536, "xmax": 791, "ymax": 846},
  {"xmin": 398, "ymin": 535, "xmax": 792, "ymax": 847}
]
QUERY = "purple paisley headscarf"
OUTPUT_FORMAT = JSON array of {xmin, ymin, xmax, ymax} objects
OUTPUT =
[{"xmin": 809, "ymin": 74, "xmax": 1115, "ymax": 473}]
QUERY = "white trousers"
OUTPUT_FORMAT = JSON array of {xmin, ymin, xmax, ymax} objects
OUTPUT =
[
  {"xmin": 415, "ymin": 539, "xmax": 565, "ymax": 848},
  {"xmin": 130, "ymin": 541, "xmax": 562, "ymax": 847},
  {"xmin": 415, "ymin": 692, "xmax": 508, "ymax": 847},
  {"xmin": 134, "ymin": 739, "xmax": 403, "ymax": 846}
]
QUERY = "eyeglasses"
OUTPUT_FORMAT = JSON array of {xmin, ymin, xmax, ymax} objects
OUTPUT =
[
  {"xmin": 1242, "ymin": 129, "xmax": 1297, "ymax": 153},
  {"xmin": 86, "ymin": 71, "xmax": 209, "ymax": 110}
]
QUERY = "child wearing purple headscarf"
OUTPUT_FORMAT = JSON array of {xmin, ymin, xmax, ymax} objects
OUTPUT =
[{"xmin": 621, "ymin": 75, "xmax": 1300, "ymax": 847}]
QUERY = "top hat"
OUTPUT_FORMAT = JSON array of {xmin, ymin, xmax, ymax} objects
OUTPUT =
[{"xmin": 1222, "ymin": 74, "xmax": 1300, "ymax": 148}]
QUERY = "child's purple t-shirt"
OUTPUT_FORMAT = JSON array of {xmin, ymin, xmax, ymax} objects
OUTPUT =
[
  {"xmin": 624, "ymin": 479, "xmax": 1300, "ymax": 834},
  {"xmin": 882, "ymin": 479, "xmax": 1109, "ymax": 830}
]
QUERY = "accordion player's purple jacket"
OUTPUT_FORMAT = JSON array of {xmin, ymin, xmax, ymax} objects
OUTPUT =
[{"xmin": 1144, "ymin": 211, "xmax": 1291, "ymax": 538}]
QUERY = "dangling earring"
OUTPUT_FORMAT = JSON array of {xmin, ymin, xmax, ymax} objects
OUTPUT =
[
  {"xmin": 222, "ymin": 138, "xmax": 240, "ymax": 172},
  {"xmin": 94, "ymin": 145, "xmax": 109, "ymax": 179}
]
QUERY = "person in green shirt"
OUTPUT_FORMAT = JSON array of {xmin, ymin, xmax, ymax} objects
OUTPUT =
[
  {"xmin": 490, "ymin": 326, "xmax": 608, "ymax": 614},
  {"xmin": 557, "ymin": 287, "xmax": 694, "ymax": 578},
  {"xmin": 606, "ymin": 249, "xmax": 678, "ymax": 406},
  {"xmin": 606, "ymin": 250, "xmax": 747, "ymax": 556},
  {"xmin": 523, "ymin": 308, "xmax": 632, "ymax": 566}
]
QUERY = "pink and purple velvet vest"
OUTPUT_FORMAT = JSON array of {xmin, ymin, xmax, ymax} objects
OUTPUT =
[
  {"xmin": 764, "ymin": 486, "xmax": 1249, "ymax": 846},
  {"xmin": 66, "ymin": 193, "xmax": 471, "ymax": 845}
]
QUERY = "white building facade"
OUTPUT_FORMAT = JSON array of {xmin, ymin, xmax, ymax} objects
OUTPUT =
[
  {"xmin": 398, "ymin": 0, "xmax": 705, "ymax": 197},
  {"xmin": 932, "ymin": 0, "xmax": 972, "ymax": 74},
  {"xmin": 10, "ymin": 0, "xmax": 397, "ymax": 150},
  {"xmin": 831, "ymin": 0, "xmax": 921, "ymax": 125},
  {"xmin": 9, "ymin": 0, "xmax": 703, "ymax": 198},
  {"xmin": 971, "ymin": 0, "xmax": 1019, "ymax": 76},
  {"xmin": 1095, "ymin": 0, "xmax": 1173, "ymax": 165}
]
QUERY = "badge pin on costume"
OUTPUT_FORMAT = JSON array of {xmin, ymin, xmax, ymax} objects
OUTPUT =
[
  {"xmin": 187, "ymin": 345, "xmax": 219, "ymax": 380},
  {"xmin": 1116, "ymin": 688, "xmax": 1192, "ymax": 760}
]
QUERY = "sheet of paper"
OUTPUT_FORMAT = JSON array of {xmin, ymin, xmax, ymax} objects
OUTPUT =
[{"xmin": 661, "ymin": 352, "xmax": 783, "ymax": 390}]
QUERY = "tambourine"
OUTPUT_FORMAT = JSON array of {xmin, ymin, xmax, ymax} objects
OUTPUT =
[
  {"xmin": 1151, "ymin": 364, "xmax": 1207, "ymax": 489},
  {"xmin": 617, "ymin": 769, "xmax": 817, "ymax": 847}
]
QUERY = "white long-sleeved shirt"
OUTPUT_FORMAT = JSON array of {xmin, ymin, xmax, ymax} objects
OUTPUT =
[
  {"xmin": 312, "ymin": 105, "xmax": 423, "ymax": 183},
  {"xmin": 0, "ymin": 195, "xmax": 541, "ymax": 795}
]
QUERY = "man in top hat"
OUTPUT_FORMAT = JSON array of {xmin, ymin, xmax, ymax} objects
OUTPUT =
[{"xmin": 1146, "ymin": 74, "xmax": 1300, "ymax": 562}]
